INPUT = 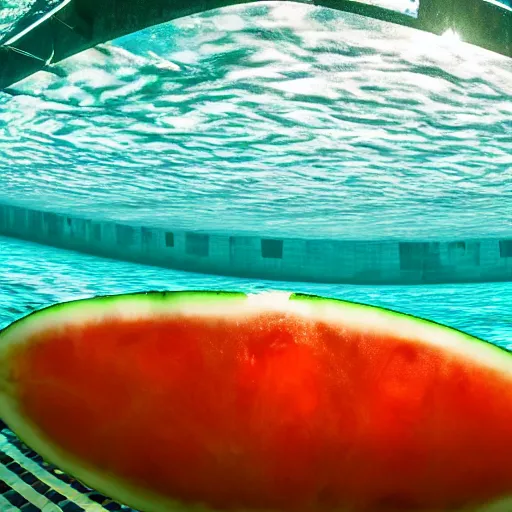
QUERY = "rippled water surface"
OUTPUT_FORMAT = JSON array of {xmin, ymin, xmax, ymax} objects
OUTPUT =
[
  {"xmin": 1, "ymin": 236, "xmax": 511, "ymax": 349},
  {"xmin": 1, "ymin": 3, "xmax": 511, "ymax": 240},
  {"xmin": 0, "ymin": 0, "xmax": 61, "ymax": 42},
  {"xmin": 1, "ymin": 5, "xmax": 512, "ymax": 507}
]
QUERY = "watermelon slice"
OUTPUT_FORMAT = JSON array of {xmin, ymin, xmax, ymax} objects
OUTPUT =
[{"xmin": 1, "ymin": 290, "xmax": 512, "ymax": 512}]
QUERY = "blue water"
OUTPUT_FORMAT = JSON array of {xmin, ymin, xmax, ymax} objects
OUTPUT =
[
  {"xmin": 1, "ymin": 3, "xmax": 512, "ymax": 240},
  {"xmin": 1, "ymin": 236, "xmax": 511, "ymax": 350},
  {"xmin": 0, "ymin": 0, "xmax": 61, "ymax": 40},
  {"xmin": 0, "ymin": 4, "xmax": 511, "ymax": 346},
  {"xmin": 1, "ymin": 4, "xmax": 512, "ymax": 510}
]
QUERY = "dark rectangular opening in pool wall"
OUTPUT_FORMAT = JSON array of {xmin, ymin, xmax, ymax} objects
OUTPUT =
[
  {"xmin": 499, "ymin": 240, "xmax": 512, "ymax": 258},
  {"xmin": 28, "ymin": 211, "xmax": 42, "ymax": 232},
  {"xmin": 261, "ymin": 239, "xmax": 283, "ymax": 259},
  {"xmin": 92, "ymin": 224, "xmax": 102, "ymax": 242},
  {"xmin": 44, "ymin": 212, "xmax": 61, "ymax": 238},
  {"xmin": 165, "ymin": 232, "xmax": 175, "ymax": 248},
  {"xmin": 141, "ymin": 227, "xmax": 153, "ymax": 245},
  {"xmin": 115, "ymin": 224, "xmax": 135, "ymax": 247},
  {"xmin": 399, "ymin": 242, "xmax": 424, "ymax": 271},
  {"xmin": 422, "ymin": 242, "xmax": 441, "ymax": 271},
  {"xmin": 12, "ymin": 207, "xmax": 26, "ymax": 230},
  {"xmin": 449, "ymin": 241, "xmax": 466, "ymax": 253},
  {"xmin": 186, "ymin": 233, "xmax": 209, "ymax": 257}
]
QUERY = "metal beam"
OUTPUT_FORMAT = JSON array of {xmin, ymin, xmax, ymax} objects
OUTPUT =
[{"xmin": 0, "ymin": 0, "xmax": 510, "ymax": 90}]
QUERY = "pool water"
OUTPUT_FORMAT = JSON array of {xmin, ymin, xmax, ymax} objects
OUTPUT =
[
  {"xmin": 1, "ymin": 235, "xmax": 511, "ymax": 349},
  {"xmin": 1, "ymin": 2, "xmax": 512, "ymax": 510},
  {"xmin": 1, "ymin": 3, "xmax": 512, "ymax": 240},
  {"xmin": 1, "ymin": 234, "xmax": 512, "ymax": 511}
]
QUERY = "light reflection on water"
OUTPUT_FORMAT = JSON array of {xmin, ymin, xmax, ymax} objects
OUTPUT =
[
  {"xmin": 0, "ymin": 2, "xmax": 511, "ymax": 240},
  {"xmin": 0, "ymin": 3, "xmax": 511, "ymax": 350}
]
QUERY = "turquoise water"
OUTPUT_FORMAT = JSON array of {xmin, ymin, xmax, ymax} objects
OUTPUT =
[
  {"xmin": 1, "ymin": 4, "xmax": 512, "ymax": 509},
  {"xmin": 0, "ymin": 2, "xmax": 511, "ymax": 347},
  {"xmin": 1, "ymin": 3, "xmax": 511, "ymax": 240},
  {"xmin": 0, "ymin": 0, "xmax": 61, "ymax": 39},
  {"xmin": 1, "ymin": 235, "xmax": 511, "ymax": 349}
]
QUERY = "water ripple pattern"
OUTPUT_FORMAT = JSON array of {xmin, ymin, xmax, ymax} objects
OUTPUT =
[
  {"xmin": 0, "ymin": 0, "xmax": 36, "ymax": 38},
  {"xmin": 0, "ymin": 3, "xmax": 511, "ymax": 240},
  {"xmin": 0, "ymin": 236, "xmax": 511, "ymax": 350},
  {"xmin": 0, "ymin": 0, "xmax": 62, "ymax": 42}
]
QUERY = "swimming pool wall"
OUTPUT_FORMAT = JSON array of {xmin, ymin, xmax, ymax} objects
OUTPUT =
[{"xmin": 1, "ymin": 203, "xmax": 512, "ymax": 285}]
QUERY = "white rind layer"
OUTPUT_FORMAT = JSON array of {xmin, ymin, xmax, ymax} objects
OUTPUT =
[{"xmin": 1, "ymin": 290, "xmax": 511, "ymax": 378}]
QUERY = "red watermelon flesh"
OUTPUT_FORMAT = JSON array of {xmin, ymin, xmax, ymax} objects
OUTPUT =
[{"xmin": 1, "ymin": 290, "xmax": 512, "ymax": 512}]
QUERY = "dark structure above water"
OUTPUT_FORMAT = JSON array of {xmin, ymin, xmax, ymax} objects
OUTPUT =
[{"xmin": 0, "ymin": 0, "xmax": 511, "ymax": 90}]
